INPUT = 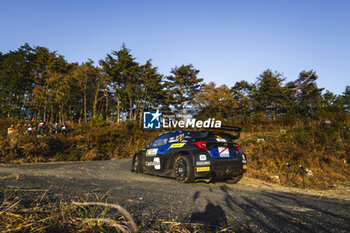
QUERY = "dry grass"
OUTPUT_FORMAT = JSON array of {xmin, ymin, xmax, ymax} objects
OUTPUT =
[
  {"xmin": 0, "ymin": 119, "xmax": 160, "ymax": 163},
  {"xmin": 0, "ymin": 191, "xmax": 59, "ymax": 232},
  {"xmin": 239, "ymin": 125, "xmax": 350, "ymax": 189},
  {"xmin": 0, "ymin": 190, "xmax": 220, "ymax": 233}
]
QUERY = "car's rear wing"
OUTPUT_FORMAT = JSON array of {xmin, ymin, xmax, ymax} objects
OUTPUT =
[
  {"xmin": 209, "ymin": 125, "xmax": 241, "ymax": 140},
  {"xmin": 212, "ymin": 126, "xmax": 241, "ymax": 132},
  {"xmin": 196, "ymin": 126, "xmax": 242, "ymax": 140}
]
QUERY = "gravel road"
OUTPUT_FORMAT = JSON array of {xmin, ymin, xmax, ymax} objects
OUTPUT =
[{"xmin": 1, "ymin": 159, "xmax": 349, "ymax": 232}]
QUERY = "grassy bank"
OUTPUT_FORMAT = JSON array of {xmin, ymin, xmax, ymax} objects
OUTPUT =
[
  {"xmin": 0, "ymin": 119, "xmax": 159, "ymax": 163},
  {"xmin": 1, "ymin": 117, "xmax": 350, "ymax": 189},
  {"xmin": 0, "ymin": 190, "xmax": 211, "ymax": 233}
]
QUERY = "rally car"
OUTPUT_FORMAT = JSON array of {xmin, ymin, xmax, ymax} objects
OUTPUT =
[{"xmin": 131, "ymin": 126, "xmax": 247, "ymax": 183}]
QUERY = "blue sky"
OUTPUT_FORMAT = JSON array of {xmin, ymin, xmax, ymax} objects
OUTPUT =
[{"xmin": 1, "ymin": 0, "xmax": 349, "ymax": 94}]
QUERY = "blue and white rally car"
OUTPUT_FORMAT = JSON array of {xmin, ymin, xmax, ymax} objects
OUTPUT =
[{"xmin": 131, "ymin": 126, "xmax": 247, "ymax": 183}]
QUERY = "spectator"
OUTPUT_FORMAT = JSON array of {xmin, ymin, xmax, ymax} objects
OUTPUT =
[
  {"xmin": 61, "ymin": 123, "xmax": 67, "ymax": 133},
  {"xmin": 52, "ymin": 123, "xmax": 59, "ymax": 134},
  {"xmin": 38, "ymin": 120, "xmax": 45, "ymax": 135},
  {"xmin": 7, "ymin": 125, "xmax": 15, "ymax": 135},
  {"xmin": 27, "ymin": 124, "xmax": 33, "ymax": 134}
]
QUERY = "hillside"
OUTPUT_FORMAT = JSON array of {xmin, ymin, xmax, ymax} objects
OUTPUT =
[{"xmin": 1, "ymin": 116, "xmax": 349, "ymax": 190}]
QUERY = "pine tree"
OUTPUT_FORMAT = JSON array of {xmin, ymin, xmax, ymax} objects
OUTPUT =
[
  {"xmin": 165, "ymin": 64, "xmax": 202, "ymax": 119},
  {"xmin": 100, "ymin": 44, "xmax": 139, "ymax": 122},
  {"xmin": 341, "ymin": 86, "xmax": 350, "ymax": 114},
  {"xmin": 137, "ymin": 60, "xmax": 164, "ymax": 121},
  {"xmin": 253, "ymin": 69, "xmax": 287, "ymax": 119},
  {"xmin": 0, "ymin": 44, "xmax": 34, "ymax": 118},
  {"xmin": 295, "ymin": 70, "xmax": 324, "ymax": 115},
  {"xmin": 231, "ymin": 80, "xmax": 255, "ymax": 118}
]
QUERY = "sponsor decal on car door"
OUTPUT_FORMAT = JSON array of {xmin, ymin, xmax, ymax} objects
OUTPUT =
[{"xmin": 145, "ymin": 144, "xmax": 171, "ymax": 170}]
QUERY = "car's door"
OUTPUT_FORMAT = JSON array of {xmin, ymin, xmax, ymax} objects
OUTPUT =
[{"xmin": 144, "ymin": 133, "xmax": 171, "ymax": 173}]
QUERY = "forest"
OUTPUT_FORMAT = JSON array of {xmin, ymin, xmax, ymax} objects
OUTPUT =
[
  {"xmin": 1, "ymin": 43, "xmax": 350, "ymax": 123},
  {"xmin": 1, "ymin": 43, "xmax": 350, "ymax": 189}
]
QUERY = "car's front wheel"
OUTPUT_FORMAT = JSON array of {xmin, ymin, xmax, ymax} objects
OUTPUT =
[{"xmin": 174, "ymin": 155, "xmax": 194, "ymax": 183}]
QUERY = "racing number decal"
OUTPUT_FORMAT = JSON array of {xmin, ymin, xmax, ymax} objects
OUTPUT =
[
  {"xmin": 178, "ymin": 133, "xmax": 184, "ymax": 141},
  {"xmin": 169, "ymin": 133, "xmax": 185, "ymax": 143}
]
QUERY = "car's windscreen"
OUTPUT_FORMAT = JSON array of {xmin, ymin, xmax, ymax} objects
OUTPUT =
[{"xmin": 151, "ymin": 133, "xmax": 170, "ymax": 147}]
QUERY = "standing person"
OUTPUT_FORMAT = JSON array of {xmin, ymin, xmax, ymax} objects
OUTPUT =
[
  {"xmin": 55, "ymin": 123, "xmax": 59, "ymax": 134},
  {"xmin": 52, "ymin": 123, "xmax": 59, "ymax": 134},
  {"xmin": 38, "ymin": 120, "xmax": 45, "ymax": 135},
  {"xmin": 61, "ymin": 123, "xmax": 67, "ymax": 134},
  {"xmin": 27, "ymin": 124, "xmax": 33, "ymax": 134},
  {"xmin": 7, "ymin": 125, "xmax": 15, "ymax": 135}
]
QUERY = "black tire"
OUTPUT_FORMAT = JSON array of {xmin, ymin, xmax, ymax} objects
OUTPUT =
[
  {"xmin": 174, "ymin": 155, "xmax": 194, "ymax": 183},
  {"xmin": 132, "ymin": 154, "xmax": 143, "ymax": 173},
  {"xmin": 226, "ymin": 175, "xmax": 243, "ymax": 184}
]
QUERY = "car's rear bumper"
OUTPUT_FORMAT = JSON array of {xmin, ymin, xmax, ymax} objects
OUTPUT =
[{"xmin": 194, "ymin": 159, "xmax": 246, "ymax": 178}]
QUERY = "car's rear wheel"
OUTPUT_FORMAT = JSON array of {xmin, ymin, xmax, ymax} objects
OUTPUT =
[
  {"xmin": 226, "ymin": 175, "xmax": 243, "ymax": 184},
  {"xmin": 132, "ymin": 154, "xmax": 143, "ymax": 173},
  {"xmin": 174, "ymin": 155, "xmax": 194, "ymax": 183}
]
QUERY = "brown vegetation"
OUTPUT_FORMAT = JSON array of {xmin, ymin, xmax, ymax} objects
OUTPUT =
[
  {"xmin": 1, "ymin": 115, "xmax": 350, "ymax": 190},
  {"xmin": 0, "ymin": 119, "xmax": 159, "ymax": 163},
  {"xmin": 239, "ymin": 115, "xmax": 350, "ymax": 189}
]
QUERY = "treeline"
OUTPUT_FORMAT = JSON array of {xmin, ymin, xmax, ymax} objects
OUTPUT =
[
  {"xmin": 1, "ymin": 43, "xmax": 350, "ymax": 123},
  {"xmin": 0, "ymin": 43, "xmax": 202, "ymax": 122},
  {"xmin": 197, "ymin": 71, "xmax": 350, "ymax": 122}
]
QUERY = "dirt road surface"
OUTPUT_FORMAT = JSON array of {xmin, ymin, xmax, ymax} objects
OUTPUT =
[{"xmin": 1, "ymin": 159, "xmax": 349, "ymax": 232}]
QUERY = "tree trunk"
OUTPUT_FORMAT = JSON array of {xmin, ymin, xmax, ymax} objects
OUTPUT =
[
  {"xmin": 84, "ymin": 92, "xmax": 87, "ymax": 123},
  {"xmin": 93, "ymin": 91, "xmax": 98, "ymax": 119},
  {"xmin": 180, "ymin": 88, "xmax": 184, "ymax": 120},
  {"xmin": 43, "ymin": 106, "xmax": 46, "ymax": 122},
  {"xmin": 139, "ymin": 102, "xmax": 146, "ymax": 123},
  {"xmin": 105, "ymin": 91, "xmax": 109, "ymax": 121},
  {"xmin": 129, "ymin": 97, "xmax": 133, "ymax": 120},
  {"xmin": 133, "ymin": 103, "xmax": 138, "ymax": 121},
  {"xmin": 117, "ymin": 98, "xmax": 120, "ymax": 123},
  {"xmin": 50, "ymin": 105, "xmax": 54, "ymax": 123},
  {"xmin": 59, "ymin": 106, "xmax": 61, "ymax": 124},
  {"xmin": 181, "ymin": 101, "xmax": 184, "ymax": 120}
]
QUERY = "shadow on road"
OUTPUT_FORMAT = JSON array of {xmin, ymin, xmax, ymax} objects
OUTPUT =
[
  {"xmin": 190, "ymin": 201, "xmax": 227, "ymax": 230},
  {"xmin": 219, "ymin": 186, "xmax": 350, "ymax": 232}
]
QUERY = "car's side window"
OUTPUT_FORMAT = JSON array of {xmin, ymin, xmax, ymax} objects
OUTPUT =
[
  {"xmin": 168, "ymin": 133, "xmax": 178, "ymax": 143},
  {"xmin": 169, "ymin": 132, "xmax": 189, "ymax": 143},
  {"xmin": 151, "ymin": 133, "xmax": 170, "ymax": 147}
]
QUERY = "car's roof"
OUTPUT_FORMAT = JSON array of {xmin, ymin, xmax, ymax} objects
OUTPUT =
[
  {"xmin": 163, "ymin": 130, "xmax": 204, "ymax": 134},
  {"xmin": 157, "ymin": 126, "xmax": 241, "ymax": 140}
]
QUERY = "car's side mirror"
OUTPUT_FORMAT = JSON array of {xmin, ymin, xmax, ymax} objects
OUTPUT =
[{"xmin": 146, "ymin": 143, "xmax": 152, "ymax": 149}]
